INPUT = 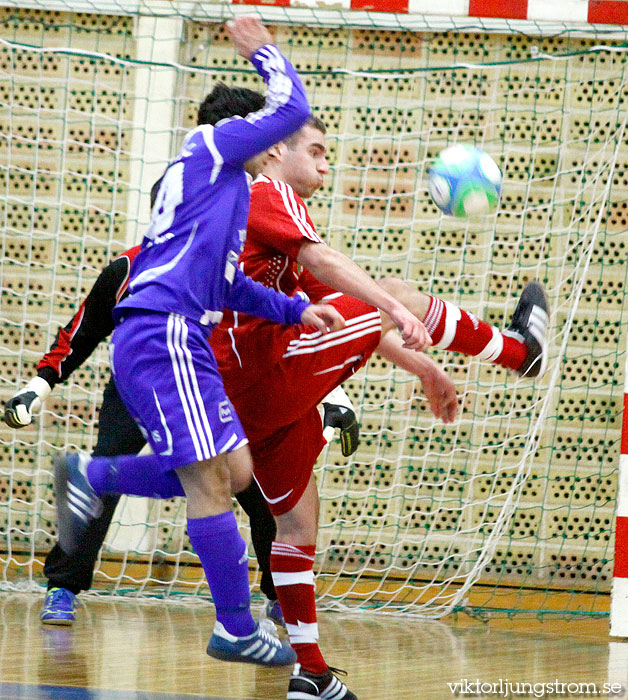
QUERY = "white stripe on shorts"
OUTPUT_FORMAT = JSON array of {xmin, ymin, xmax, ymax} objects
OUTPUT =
[
  {"xmin": 313, "ymin": 355, "xmax": 363, "ymax": 376},
  {"xmin": 178, "ymin": 318, "xmax": 217, "ymax": 456},
  {"xmin": 285, "ymin": 311, "xmax": 380, "ymax": 348},
  {"xmin": 288, "ymin": 310, "xmax": 381, "ymax": 345},
  {"xmin": 219, "ymin": 433, "xmax": 238, "ymax": 454},
  {"xmin": 253, "ymin": 473, "xmax": 294, "ymax": 505},
  {"xmin": 283, "ymin": 313, "xmax": 381, "ymax": 359},
  {"xmin": 166, "ymin": 313, "xmax": 216, "ymax": 461}
]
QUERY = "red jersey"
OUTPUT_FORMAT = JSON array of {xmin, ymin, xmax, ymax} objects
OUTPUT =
[
  {"xmin": 211, "ymin": 176, "xmax": 381, "ymax": 513},
  {"xmin": 211, "ymin": 175, "xmax": 334, "ymax": 395}
]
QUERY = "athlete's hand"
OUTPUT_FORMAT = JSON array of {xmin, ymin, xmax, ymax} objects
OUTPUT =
[
  {"xmin": 301, "ymin": 304, "xmax": 345, "ymax": 334},
  {"xmin": 3, "ymin": 377, "xmax": 51, "ymax": 429},
  {"xmin": 322, "ymin": 386, "xmax": 360, "ymax": 457},
  {"xmin": 226, "ymin": 16, "xmax": 273, "ymax": 59},
  {"xmin": 419, "ymin": 363, "xmax": 458, "ymax": 424},
  {"xmin": 388, "ymin": 305, "xmax": 432, "ymax": 351}
]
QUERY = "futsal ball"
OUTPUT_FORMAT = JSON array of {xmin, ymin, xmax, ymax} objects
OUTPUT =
[{"xmin": 427, "ymin": 145, "xmax": 502, "ymax": 218}]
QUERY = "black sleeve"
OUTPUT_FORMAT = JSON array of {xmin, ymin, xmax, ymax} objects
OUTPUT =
[{"xmin": 37, "ymin": 256, "xmax": 131, "ymax": 387}]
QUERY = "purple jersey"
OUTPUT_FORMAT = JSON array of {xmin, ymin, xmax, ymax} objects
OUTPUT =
[{"xmin": 115, "ymin": 44, "xmax": 311, "ymax": 330}]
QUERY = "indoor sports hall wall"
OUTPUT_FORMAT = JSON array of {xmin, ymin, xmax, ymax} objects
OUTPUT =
[{"xmin": 1, "ymin": 3, "xmax": 627, "ymax": 618}]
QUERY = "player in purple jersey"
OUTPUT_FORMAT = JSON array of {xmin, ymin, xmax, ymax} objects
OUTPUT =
[{"xmin": 52, "ymin": 17, "xmax": 384, "ymax": 668}]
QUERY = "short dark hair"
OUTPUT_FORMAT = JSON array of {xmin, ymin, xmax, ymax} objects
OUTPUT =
[
  {"xmin": 197, "ymin": 83, "xmax": 266, "ymax": 126},
  {"xmin": 284, "ymin": 115, "xmax": 326, "ymax": 148}
]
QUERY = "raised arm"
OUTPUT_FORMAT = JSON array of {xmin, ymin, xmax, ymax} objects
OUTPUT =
[
  {"xmin": 209, "ymin": 17, "xmax": 310, "ymax": 167},
  {"xmin": 297, "ymin": 240, "xmax": 432, "ymax": 352}
]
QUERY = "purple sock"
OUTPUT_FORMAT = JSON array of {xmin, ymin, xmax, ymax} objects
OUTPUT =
[
  {"xmin": 87, "ymin": 454, "xmax": 185, "ymax": 499},
  {"xmin": 187, "ymin": 511, "xmax": 255, "ymax": 637}
]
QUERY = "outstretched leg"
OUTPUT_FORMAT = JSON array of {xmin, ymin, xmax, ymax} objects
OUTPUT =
[
  {"xmin": 377, "ymin": 278, "xmax": 548, "ymax": 378},
  {"xmin": 42, "ymin": 377, "xmax": 146, "ymax": 625},
  {"xmin": 55, "ymin": 310, "xmax": 296, "ymax": 668}
]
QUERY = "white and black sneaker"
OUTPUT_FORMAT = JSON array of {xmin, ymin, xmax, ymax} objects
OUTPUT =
[
  {"xmin": 287, "ymin": 663, "xmax": 357, "ymax": 700},
  {"xmin": 507, "ymin": 281, "xmax": 550, "ymax": 379},
  {"xmin": 54, "ymin": 452, "xmax": 103, "ymax": 556}
]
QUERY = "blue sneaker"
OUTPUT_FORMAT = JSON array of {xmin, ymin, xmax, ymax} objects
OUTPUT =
[
  {"xmin": 40, "ymin": 587, "xmax": 77, "ymax": 626},
  {"xmin": 54, "ymin": 452, "xmax": 103, "ymax": 556},
  {"xmin": 207, "ymin": 620, "xmax": 296, "ymax": 666},
  {"xmin": 265, "ymin": 599, "xmax": 286, "ymax": 629}
]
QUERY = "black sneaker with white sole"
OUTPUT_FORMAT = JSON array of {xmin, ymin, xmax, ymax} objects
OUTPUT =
[
  {"xmin": 507, "ymin": 281, "xmax": 549, "ymax": 378},
  {"xmin": 287, "ymin": 663, "xmax": 357, "ymax": 700}
]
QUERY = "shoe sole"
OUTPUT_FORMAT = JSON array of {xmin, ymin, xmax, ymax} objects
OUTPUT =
[
  {"xmin": 207, "ymin": 644, "xmax": 296, "ymax": 667},
  {"xmin": 523, "ymin": 343, "xmax": 547, "ymax": 378},
  {"xmin": 288, "ymin": 674, "xmax": 358, "ymax": 700},
  {"xmin": 41, "ymin": 616, "xmax": 74, "ymax": 626}
]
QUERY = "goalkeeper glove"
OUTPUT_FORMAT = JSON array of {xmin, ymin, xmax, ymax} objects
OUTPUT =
[
  {"xmin": 3, "ymin": 376, "xmax": 51, "ymax": 429},
  {"xmin": 322, "ymin": 385, "xmax": 359, "ymax": 457}
]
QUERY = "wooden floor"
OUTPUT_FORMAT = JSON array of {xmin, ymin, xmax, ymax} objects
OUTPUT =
[{"xmin": 0, "ymin": 592, "xmax": 626, "ymax": 700}]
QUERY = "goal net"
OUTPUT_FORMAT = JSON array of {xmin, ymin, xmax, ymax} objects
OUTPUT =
[{"xmin": 1, "ymin": 4, "xmax": 627, "ymax": 619}]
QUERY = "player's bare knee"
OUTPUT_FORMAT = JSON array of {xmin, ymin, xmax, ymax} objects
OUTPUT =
[
  {"xmin": 275, "ymin": 512, "xmax": 317, "ymax": 545},
  {"xmin": 206, "ymin": 459, "xmax": 232, "ymax": 501},
  {"xmin": 377, "ymin": 276, "xmax": 397, "ymax": 289},
  {"xmin": 378, "ymin": 276, "xmax": 413, "ymax": 303},
  {"xmin": 229, "ymin": 470, "xmax": 252, "ymax": 495},
  {"xmin": 378, "ymin": 276, "xmax": 430, "ymax": 319},
  {"xmin": 225, "ymin": 446, "xmax": 254, "ymax": 494},
  {"xmin": 177, "ymin": 458, "xmax": 232, "ymax": 512}
]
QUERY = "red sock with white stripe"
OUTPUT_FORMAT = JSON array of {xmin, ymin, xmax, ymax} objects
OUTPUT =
[
  {"xmin": 270, "ymin": 542, "xmax": 327, "ymax": 674},
  {"xmin": 423, "ymin": 296, "xmax": 527, "ymax": 371}
]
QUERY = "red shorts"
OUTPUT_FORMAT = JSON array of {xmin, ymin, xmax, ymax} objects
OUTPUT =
[
  {"xmin": 226, "ymin": 294, "xmax": 381, "ymax": 515},
  {"xmin": 248, "ymin": 407, "xmax": 325, "ymax": 516}
]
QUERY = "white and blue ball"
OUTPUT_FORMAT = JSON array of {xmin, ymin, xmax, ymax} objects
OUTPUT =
[{"xmin": 428, "ymin": 145, "xmax": 502, "ymax": 218}]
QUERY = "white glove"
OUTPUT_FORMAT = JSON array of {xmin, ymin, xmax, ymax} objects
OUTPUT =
[
  {"xmin": 3, "ymin": 377, "xmax": 51, "ymax": 428},
  {"xmin": 322, "ymin": 385, "xmax": 360, "ymax": 457}
]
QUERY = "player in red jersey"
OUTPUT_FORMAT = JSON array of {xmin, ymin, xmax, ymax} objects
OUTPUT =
[
  {"xmin": 209, "ymin": 112, "xmax": 549, "ymax": 700},
  {"xmin": 3, "ymin": 237, "xmax": 359, "ymax": 629}
]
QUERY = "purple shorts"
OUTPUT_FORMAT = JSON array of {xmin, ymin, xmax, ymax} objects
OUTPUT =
[{"xmin": 111, "ymin": 310, "xmax": 248, "ymax": 471}]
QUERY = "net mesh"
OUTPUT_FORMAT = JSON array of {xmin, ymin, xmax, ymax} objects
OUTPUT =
[{"xmin": 1, "ymin": 5, "xmax": 627, "ymax": 617}]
